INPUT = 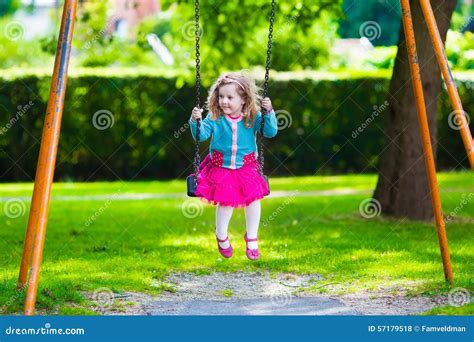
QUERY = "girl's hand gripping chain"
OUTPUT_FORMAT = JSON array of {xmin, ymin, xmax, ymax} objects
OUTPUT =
[
  {"xmin": 191, "ymin": 107, "xmax": 203, "ymax": 121},
  {"xmin": 261, "ymin": 97, "xmax": 272, "ymax": 112}
]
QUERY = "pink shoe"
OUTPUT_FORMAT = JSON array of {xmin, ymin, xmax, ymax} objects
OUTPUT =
[
  {"xmin": 216, "ymin": 235, "xmax": 233, "ymax": 258},
  {"xmin": 244, "ymin": 233, "xmax": 260, "ymax": 260}
]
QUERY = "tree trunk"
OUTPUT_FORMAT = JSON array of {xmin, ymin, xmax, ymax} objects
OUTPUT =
[{"xmin": 373, "ymin": 0, "xmax": 456, "ymax": 221}]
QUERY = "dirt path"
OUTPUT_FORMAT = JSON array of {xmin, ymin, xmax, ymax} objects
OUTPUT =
[{"xmin": 84, "ymin": 271, "xmax": 445, "ymax": 315}]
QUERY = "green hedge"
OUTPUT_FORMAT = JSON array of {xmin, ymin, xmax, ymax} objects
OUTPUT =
[{"xmin": 0, "ymin": 69, "xmax": 472, "ymax": 181}]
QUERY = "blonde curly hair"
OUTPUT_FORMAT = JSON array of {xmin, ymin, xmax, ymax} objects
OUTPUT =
[{"xmin": 205, "ymin": 71, "xmax": 262, "ymax": 128}]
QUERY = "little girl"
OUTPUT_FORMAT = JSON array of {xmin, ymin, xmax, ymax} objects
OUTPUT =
[{"xmin": 189, "ymin": 72, "xmax": 278, "ymax": 260}]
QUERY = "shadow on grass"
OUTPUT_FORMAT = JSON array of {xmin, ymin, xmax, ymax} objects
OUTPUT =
[{"xmin": 0, "ymin": 187, "xmax": 472, "ymax": 313}]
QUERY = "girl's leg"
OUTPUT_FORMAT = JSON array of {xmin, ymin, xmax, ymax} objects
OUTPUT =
[
  {"xmin": 244, "ymin": 200, "xmax": 261, "ymax": 249},
  {"xmin": 215, "ymin": 205, "xmax": 234, "ymax": 248}
]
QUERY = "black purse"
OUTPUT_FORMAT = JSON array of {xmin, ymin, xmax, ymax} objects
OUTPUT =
[
  {"xmin": 186, "ymin": 174, "xmax": 198, "ymax": 197},
  {"xmin": 259, "ymin": 110, "xmax": 270, "ymax": 196},
  {"xmin": 263, "ymin": 174, "xmax": 270, "ymax": 195},
  {"xmin": 187, "ymin": 115, "xmax": 201, "ymax": 197}
]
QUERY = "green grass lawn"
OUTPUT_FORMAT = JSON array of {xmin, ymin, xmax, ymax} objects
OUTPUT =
[{"xmin": 0, "ymin": 171, "xmax": 472, "ymax": 315}]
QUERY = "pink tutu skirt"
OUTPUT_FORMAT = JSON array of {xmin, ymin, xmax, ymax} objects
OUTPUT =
[{"xmin": 194, "ymin": 154, "xmax": 269, "ymax": 208}]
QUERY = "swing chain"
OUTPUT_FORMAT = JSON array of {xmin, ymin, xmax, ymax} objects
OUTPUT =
[
  {"xmin": 193, "ymin": 0, "xmax": 201, "ymax": 184},
  {"xmin": 263, "ymin": 0, "xmax": 275, "ymax": 99},
  {"xmin": 258, "ymin": 0, "xmax": 275, "ymax": 176},
  {"xmin": 192, "ymin": 0, "xmax": 275, "ymax": 178},
  {"xmin": 195, "ymin": 0, "xmax": 201, "ymax": 108}
]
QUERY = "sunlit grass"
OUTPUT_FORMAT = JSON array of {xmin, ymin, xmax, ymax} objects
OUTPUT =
[
  {"xmin": 1, "ymin": 170, "xmax": 469, "ymax": 196},
  {"xmin": 0, "ymin": 171, "xmax": 472, "ymax": 315}
]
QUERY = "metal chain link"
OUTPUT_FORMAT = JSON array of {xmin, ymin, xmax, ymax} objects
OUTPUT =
[
  {"xmin": 258, "ymin": 0, "xmax": 276, "ymax": 176},
  {"xmin": 193, "ymin": 0, "xmax": 201, "ymax": 185},
  {"xmin": 195, "ymin": 0, "xmax": 201, "ymax": 109}
]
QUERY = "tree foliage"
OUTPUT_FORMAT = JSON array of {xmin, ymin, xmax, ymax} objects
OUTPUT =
[
  {"xmin": 158, "ymin": 0, "xmax": 343, "ymax": 78},
  {"xmin": 338, "ymin": 0, "xmax": 402, "ymax": 46},
  {"xmin": 338, "ymin": 0, "xmax": 472, "ymax": 46},
  {"xmin": 0, "ymin": 0, "xmax": 20, "ymax": 17}
]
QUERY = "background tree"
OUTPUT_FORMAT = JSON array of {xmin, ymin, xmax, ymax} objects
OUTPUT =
[
  {"xmin": 158, "ymin": 0, "xmax": 343, "ymax": 79},
  {"xmin": 338, "ymin": 0, "xmax": 470, "ymax": 46},
  {"xmin": 338, "ymin": 0, "xmax": 402, "ymax": 46},
  {"xmin": 373, "ymin": 0, "xmax": 458, "ymax": 220},
  {"xmin": 0, "ymin": 0, "xmax": 20, "ymax": 17}
]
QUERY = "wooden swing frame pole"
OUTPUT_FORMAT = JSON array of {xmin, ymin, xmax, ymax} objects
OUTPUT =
[
  {"xmin": 400, "ymin": 0, "xmax": 453, "ymax": 284},
  {"xmin": 419, "ymin": 0, "xmax": 474, "ymax": 170},
  {"xmin": 17, "ymin": 0, "xmax": 77, "ymax": 315}
]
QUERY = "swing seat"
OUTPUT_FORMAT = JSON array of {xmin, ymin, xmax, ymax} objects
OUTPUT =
[
  {"xmin": 263, "ymin": 174, "xmax": 270, "ymax": 195},
  {"xmin": 186, "ymin": 174, "xmax": 198, "ymax": 197},
  {"xmin": 186, "ymin": 174, "xmax": 270, "ymax": 198}
]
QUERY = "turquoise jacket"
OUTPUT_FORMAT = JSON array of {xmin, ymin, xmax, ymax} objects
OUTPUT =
[{"xmin": 189, "ymin": 111, "xmax": 278, "ymax": 169}]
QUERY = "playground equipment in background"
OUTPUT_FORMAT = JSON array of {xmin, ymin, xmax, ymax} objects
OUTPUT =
[
  {"xmin": 146, "ymin": 33, "xmax": 174, "ymax": 66},
  {"xmin": 16, "ymin": 0, "xmax": 473, "ymax": 315}
]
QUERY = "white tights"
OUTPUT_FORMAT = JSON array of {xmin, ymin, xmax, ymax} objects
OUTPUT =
[{"xmin": 215, "ymin": 200, "xmax": 261, "ymax": 249}]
